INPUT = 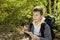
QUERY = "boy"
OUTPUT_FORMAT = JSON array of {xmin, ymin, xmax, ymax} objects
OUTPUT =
[{"xmin": 23, "ymin": 6, "xmax": 52, "ymax": 40}]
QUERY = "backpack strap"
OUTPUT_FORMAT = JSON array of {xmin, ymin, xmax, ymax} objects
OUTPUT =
[
  {"xmin": 40, "ymin": 23, "xmax": 45, "ymax": 37},
  {"xmin": 29, "ymin": 22, "xmax": 33, "ymax": 31}
]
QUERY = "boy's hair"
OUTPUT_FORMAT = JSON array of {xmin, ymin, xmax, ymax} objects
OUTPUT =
[{"xmin": 33, "ymin": 6, "xmax": 43, "ymax": 15}]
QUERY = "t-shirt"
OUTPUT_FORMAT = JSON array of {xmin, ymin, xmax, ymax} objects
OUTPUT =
[{"xmin": 34, "ymin": 25, "xmax": 41, "ymax": 36}]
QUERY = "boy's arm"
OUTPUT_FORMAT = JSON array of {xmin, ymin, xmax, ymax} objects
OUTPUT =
[{"xmin": 40, "ymin": 24, "xmax": 52, "ymax": 40}]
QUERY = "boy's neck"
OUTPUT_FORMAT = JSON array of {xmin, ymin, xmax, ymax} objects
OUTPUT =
[{"xmin": 35, "ymin": 18, "xmax": 42, "ymax": 25}]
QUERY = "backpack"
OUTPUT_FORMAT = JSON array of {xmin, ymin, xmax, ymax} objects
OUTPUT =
[{"xmin": 44, "ymin": 15, "xmax": 55, "ymax": 40}]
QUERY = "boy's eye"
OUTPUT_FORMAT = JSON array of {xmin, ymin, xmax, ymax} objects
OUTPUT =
[{"xmin": 33, "ymin": 14, "xmax": 39, "ymax": 17}]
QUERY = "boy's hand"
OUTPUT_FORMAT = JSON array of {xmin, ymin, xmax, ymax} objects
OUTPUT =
[
  {"xmin": 32, "ymin": 35, "xmax": 40, "ymax": 40},
  {"xmin": 28, "ymin": 32, "xmax": 40, "ymax": 40},
  {"xmin": 23, "ymin": 26, "xmax": 40, "ymax": 40},
  {"xmin": 23, "ymin": 26, "xmax": 28, "ymax": 33}
]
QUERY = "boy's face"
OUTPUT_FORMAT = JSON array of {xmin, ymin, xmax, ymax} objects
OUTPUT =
[{"xmin": 33, "ymin": 11, "xmax": 42, "ymax": 22}]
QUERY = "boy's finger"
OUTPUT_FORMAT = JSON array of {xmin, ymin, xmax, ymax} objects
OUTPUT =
[{"xmin": 24, "ymin": 26, "xmax": 27, "ymax": 29}]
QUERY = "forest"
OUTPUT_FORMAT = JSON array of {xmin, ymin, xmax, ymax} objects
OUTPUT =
[{"xmin": 0, "ymin": 0, "xmax": 60, "ymax": 40}]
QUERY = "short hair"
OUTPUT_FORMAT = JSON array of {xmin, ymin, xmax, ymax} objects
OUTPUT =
[{"xmin": 33, "ymin": 6, "xmax": 43, "ymax": 15}]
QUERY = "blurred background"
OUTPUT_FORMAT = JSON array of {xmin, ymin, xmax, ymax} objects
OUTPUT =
[{"xmin": 0, "ymin": 0, "xmax": 60, "ymax": 40}]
